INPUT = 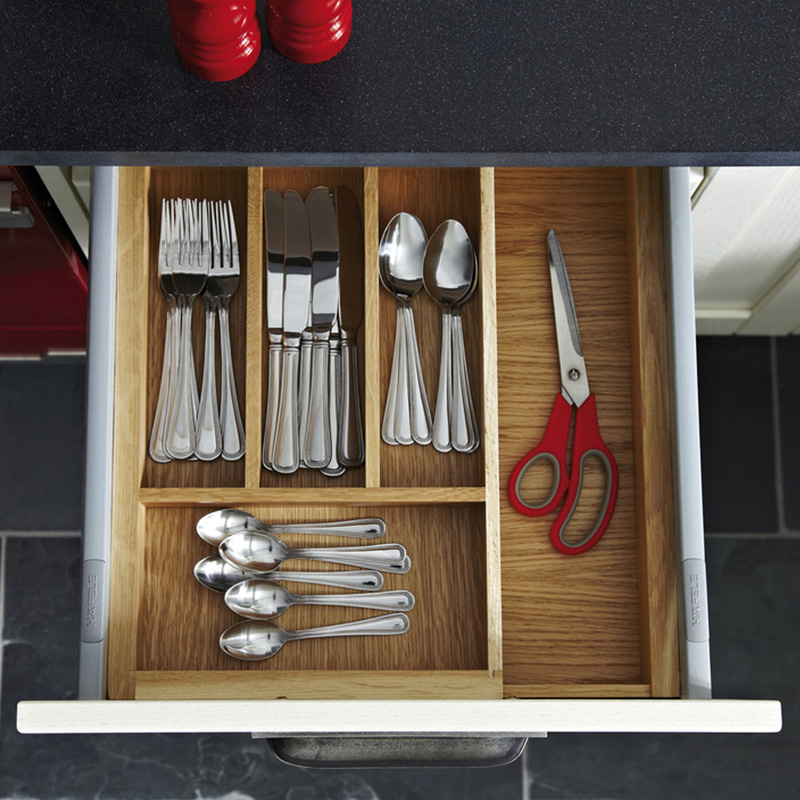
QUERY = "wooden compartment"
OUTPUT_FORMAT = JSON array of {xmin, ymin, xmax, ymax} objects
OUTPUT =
[{"xmin": 108, "ymin": 166, "xmax": 677, "ymax": 703}]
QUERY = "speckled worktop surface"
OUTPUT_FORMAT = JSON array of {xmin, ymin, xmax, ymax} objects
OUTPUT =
[{"xmin": 2, "ymin": 1, "xmax": 800, "ymax": 166}]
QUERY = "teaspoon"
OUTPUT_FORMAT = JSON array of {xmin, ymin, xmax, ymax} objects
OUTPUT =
[
  {"xmin": 193, "ymin": 556, "xmax": 385, "ymax": 593},
  {"xmin": 225, "ymin": 579, "xmax": 415, "ymax": 619},
  {"xmin": 423, "ymin": 220, "xmax": 479, "ymax": 453},
  {"xmin": 220, "ymin": 613, "xmax": 410, "ymax": 661},
  {"xmin": 219, "ymin": 530, "xmax": 410, "ymax": 574},
  {"xmin": 196, "ymin": 508, "xmax": 386, "ymax": 547},
  {"xmin": 379, "ymin": 213, "xmax": 432, "ymax": 446}
]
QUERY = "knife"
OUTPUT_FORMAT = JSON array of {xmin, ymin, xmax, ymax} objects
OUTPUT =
[
  {"xmin": 304, "ymin": 187, "xmax": 339, "ymax": 469},
  {"xmin": 262, "ymin": 189, "xmax": 284, "ymax": 471},
  {"xmin": 335, "ymin": 186, "xmax": 365, "ymax": 467},
  {"xmin": 271, "ymin": 190, "xmax": 312, "ymax": 474}
]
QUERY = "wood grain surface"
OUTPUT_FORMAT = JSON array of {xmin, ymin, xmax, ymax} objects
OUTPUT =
[
  {"xmin": 107, "ymin": 166, "xmax": 677, "ymax": 702},
  {"xmin": 377, "ymin": 169, "xmax": 485, "ymax": 488},
  {"xmin": 137, "ymin": 504, "xmax": 488, "ymax": 675},
  {"xmin": 494, "ymin": 168, "xmax": 678, "ymax": 697}
]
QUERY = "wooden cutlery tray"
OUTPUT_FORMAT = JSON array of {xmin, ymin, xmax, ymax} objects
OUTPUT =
[{"xmin": 108, "ymin": 166, "xmax": 678, "ymax": 701}]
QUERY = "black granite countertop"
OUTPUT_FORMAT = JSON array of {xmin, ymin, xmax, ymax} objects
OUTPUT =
[{"xmin": 2, "ymin": 1, "xmax": 800, "ymax": 166}]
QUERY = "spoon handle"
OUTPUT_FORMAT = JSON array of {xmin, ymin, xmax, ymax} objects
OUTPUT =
[
  {"xmin": 272, "ymin": 345, "xmax": 300, "ymax": 473},
  {"xmin": 393, "ymin": 304, "xmax": 414, "ymax": 445},
  {"xmin": 288, "ymin": 543, "xmax": 407, "ymax": 572},
  {"xmin": 381, "ymin": 304, "xmax": 404, "ymax": 445},
  {"xmin": 262, "ymin": 337, "xmax": 283, "ymax": 469},
  {"xmin": 300, "ymin": 589, "xmax": 415, "ymax": 612},
  {"xmin": 262, "ymin": 517, "xmax": 386, "ymax": 539},
  {"xmin": 287, "ymin": 612, "xmax": 410, "ymax": 642},
  {"xmin": 432, "ymin": 310, "xmax": 453, "ymax": 453},
  {"xmin": 451, "ymin": 311, "xmax": 480, "ymax": 453},
  {"xmin": 272, "ymin": 569, "xmax": 384, "ymax": 591},
  {"xmin": 339, "ymin": 331, "xmax": 364, "ymax": 466},
  {"xmin": 403, "ymin": 304, "xmax": 432, "ymax": 445}
]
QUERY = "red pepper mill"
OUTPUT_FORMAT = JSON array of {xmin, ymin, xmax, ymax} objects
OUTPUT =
[
  {"xmin": 168, "ymin": 0, "xmax": 262, "ymax": 81},
  {"xmin": 266, "ymin": 0, "xmax": 352, "ymax": 64}
]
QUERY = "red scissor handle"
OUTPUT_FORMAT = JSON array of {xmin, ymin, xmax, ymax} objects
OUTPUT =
[
  {"xmin": 507, "ymin": 394, "xmax": 572, "ymax": 517},
  {"xmin": 550, "ymin": 393, "xmax": 619, "ymax": 555}
]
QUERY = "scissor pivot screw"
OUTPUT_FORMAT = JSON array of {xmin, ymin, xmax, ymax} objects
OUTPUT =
[{"xmin": 568, "ymin": 368, "xmax": 581, "ymax": 381}]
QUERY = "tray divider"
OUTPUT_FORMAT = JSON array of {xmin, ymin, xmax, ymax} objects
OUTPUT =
[
  {"xmin": 363, "ymin": 167, "xmax": 382, "ymax": 488},
  {"xmin": 109, "ymin": 166, "xmax": 151, "ymax": 700},
  {"xmin": 480, "ymin": 168, "xmax": 503, "ymax": 684},
  {"xmin": 626, "ymin": 168, "xmax": 680, "ymax": 698},
  {"xmin": 244, "ymin": 167, "xmax": 265, "ymax": 488}
]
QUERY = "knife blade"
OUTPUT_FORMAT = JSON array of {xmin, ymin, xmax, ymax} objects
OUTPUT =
[
  {"xmin": 262, "ymin": 189, "xmax": 284, "ymax": 470},
  {"xmin": 271, "ymin": 190, "xmax": 312, "ymax": 474},
  {"xmin": 303, "ymin": 187, "xmax": 340, "ymax": 469},
  {"xmin": 335, "ymin": 186, "xmax": 365, "ymax": 467}
]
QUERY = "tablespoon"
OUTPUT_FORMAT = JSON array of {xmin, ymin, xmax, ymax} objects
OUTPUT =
[
  {"xmin": 423, "ymin": 220, "xmax": 479, "ymax": 453},
  {"xmin": 225, "ymin": 579, "xmax": 415, "ymax": 620},
  {"xmin": 193, "ymin": 556, "xmax": 385, "ymax": 593},
  {"xmin": 220, "ymin": 613, "xmax": 410, "ymax": 661},
  {"xmin": 379, "ymin": 213, "xmax": 432, "ymax": 446},
  {"xmin": 219, "ymin": 530, "xmax": 410, "ymax": 573},
  {"xmin": 196, "ymin": 508, "xmax": 386, "ymax": 547}
]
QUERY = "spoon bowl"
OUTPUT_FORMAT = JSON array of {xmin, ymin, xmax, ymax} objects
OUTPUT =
[
  {"xmin": 423, "ymin": 219, "xmax": 476, "ymax": 309},
  {"xmin": 379, "ymin": 213, "xmax": 427, "ymax": 300}
]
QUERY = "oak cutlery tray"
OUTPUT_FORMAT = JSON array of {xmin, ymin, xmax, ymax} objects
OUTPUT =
[{"xmin": 109, "ymin": 166, "xmax": 678, "ymax": 702}]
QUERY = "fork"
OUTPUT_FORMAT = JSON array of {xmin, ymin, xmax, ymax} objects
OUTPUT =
[
  {"xmin": 149, "ymin": 199, "xmax": 179, "ymax": 462},
  {"xmin": 194, "ymin": 201, "xmax": 222, "ymax": 461},
  {"xmin": 166, "ymin": 199, "xmax": 207, "ymax": 460},
  {"xmin": 217, "ymin": 200, "xmax": 246, "ymax": 460}
]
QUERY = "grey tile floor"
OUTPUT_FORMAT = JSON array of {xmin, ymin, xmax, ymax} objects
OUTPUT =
[{"xmin": 0, "ymin": 338, "xmax": 797, "ymax": 799}]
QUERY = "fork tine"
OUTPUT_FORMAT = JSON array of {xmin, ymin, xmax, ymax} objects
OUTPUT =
[
  {"xmin": 220, "ymin": 200, "xmax": 230, "ymax": 270},
  {"xmin": 227, "ymin": 200, "xmax": 239, "ymax": 274}
]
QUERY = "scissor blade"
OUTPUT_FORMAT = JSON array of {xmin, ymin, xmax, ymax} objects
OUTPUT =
[{"xmin": 547, "ymin": 230, "xmax": 590, "ymax": 407}]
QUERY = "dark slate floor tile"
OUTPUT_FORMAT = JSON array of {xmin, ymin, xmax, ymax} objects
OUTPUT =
[
  {"xmin": 0, "ymin": 362, "xmax": 86, "ymax": 530},
  {"xmin": 696, "ymin": 337, "xmax": 777, "ymax": 533},
  {"xmin": 775, "ymin": 337, "xmax": 800, "ymax": 530},
  {"xmin": 524, "ymin": 537, "xmax": 796, "ymax": 799},
  {"xmin": 2, "ymin": 538, "xmax": 523, "ymax": 799}
]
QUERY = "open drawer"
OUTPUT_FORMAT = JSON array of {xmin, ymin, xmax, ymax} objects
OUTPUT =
[{"xmin": 17, "ymin": 166, "xmax": 781, "ymax": 735}]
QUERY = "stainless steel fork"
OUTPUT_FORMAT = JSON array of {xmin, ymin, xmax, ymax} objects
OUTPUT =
[
  {"xmin": 166, "ymin": 199, "xmax": 207, "ymax": 460},
  {"xmin": 194, "ymin": 200, "xmax": 222, "ymax": 461},
  {"xmin": 216, "ymin": 200, "xmax": 245, "ymax": 461},
  {"xmin": 149, "ymin": 199, "xmax": 179, "ymax": 462}
]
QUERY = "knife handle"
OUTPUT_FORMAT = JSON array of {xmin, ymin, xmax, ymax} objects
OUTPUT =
[
  {"xmin": 339, "ymin": 332, "xmax": 364, "ymax": 466},
  {"xmin": 321, "ymin": 336, "xmax": 346, "ymax": 477},
  {"xmin": 305, "ymin": 338, "xmax": 332, "ymax": 468},
  {"xmin": 272, "ymin": 345, "xmax": 300, "ymax": 474},
  {"xmin": 297, "ymin": 330, "xmax": 313, "ymax": 469},
  {"xmin": 262, "ymin": 341, "xmax": 282, "ymax": 470}
]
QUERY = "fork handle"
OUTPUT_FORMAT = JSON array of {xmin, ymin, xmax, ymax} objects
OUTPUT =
[
  {"xmin": 218, "ymin": 302, "xmax": 245, "ymax": 461},
  {"xmin": 195, "ymin": 300, "xmax": 222, "ymax": 461},
  {"xmin": 272, "ymin": 344, "xmax": 300, "ymax": 473},
  {"xmin": 149, "ymin": 302, "xmax": 176, "ymax": 462},
  {"xmin": 167, "ymin": 299, "xmax": 198, "ymax": 459}
]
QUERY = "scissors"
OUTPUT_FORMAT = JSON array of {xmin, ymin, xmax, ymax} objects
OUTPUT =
[{"xmin": 507, "ymin": 230, "xmax": 619, "ymax": 555}]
